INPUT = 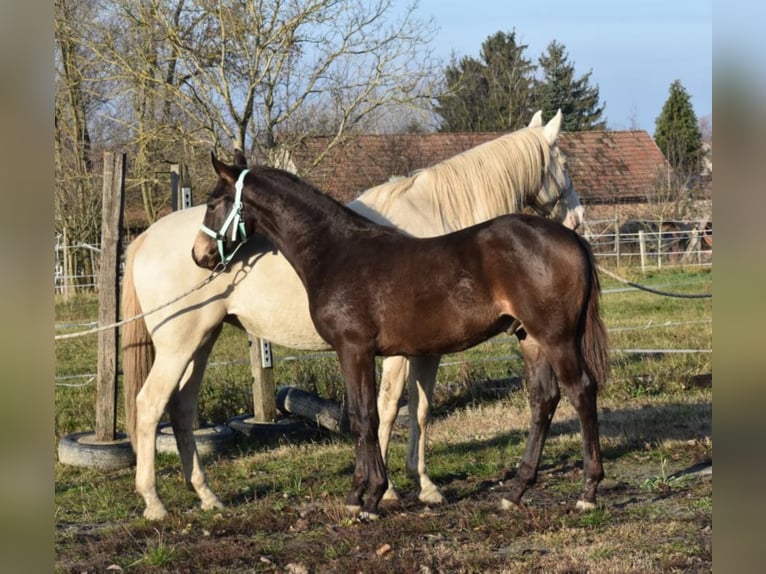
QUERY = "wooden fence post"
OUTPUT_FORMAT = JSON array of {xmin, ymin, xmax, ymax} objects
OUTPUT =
[
  {"xmin": 249, "ymin": 336, "xmax": 276, "ymax": 422},
  {"xmin": 95, "ymin": 152, "xmax": 125, "ymax": 442},
  {"xmin": 62, "ymin": 227, "xmax": 71, "ymax": 300},
  {"xmin": 171, "ymin": 163, "xmax": 193, "ymax": 210},
  {"xmin": 638, "ymin": 229, "xmax": 646, "ymax": 272}
]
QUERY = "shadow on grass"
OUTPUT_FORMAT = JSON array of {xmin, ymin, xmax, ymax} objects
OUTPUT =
[{"xmin": 423, "ymin": 399, "xmax": 711, "ymax": 501}]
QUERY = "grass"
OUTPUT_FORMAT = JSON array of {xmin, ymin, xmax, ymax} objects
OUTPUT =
[{"xmin": 54, "ymin": 266, "xmax": 712, "ymax": 572}]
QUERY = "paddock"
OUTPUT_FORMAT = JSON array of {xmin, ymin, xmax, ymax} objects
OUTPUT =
[{"xmin": 55, "ymin": 262, "xmax": 711, "ymax": 572}]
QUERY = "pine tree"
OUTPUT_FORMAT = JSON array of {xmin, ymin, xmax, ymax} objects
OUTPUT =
[
  {"xmin": 654, "ymin": 80, "xmax": 703, "ymax": 176},
  {"xmin": 533, "ymin": 41, "xmax": 606, "ymax": 131},
  {"xmin": 435, "ymin": 31, "xmax": 535, "ymax": 132}
]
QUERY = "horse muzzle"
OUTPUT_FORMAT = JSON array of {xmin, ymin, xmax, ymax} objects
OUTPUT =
[{"xmin": 191, "ymin": 235, "xmax": 220, "ymax": 270}]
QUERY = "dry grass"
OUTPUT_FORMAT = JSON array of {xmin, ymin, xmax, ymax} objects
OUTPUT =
[
  {"xmin": 55, "ymin": 388, "xmax": 711, "ymax": 573},
  {"xmin": 55, "ymin": 267, "xmax": 712, "ymax": 572}
]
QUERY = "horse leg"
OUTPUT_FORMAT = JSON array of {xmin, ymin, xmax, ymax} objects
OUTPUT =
[
  {"xmin": 166, "ymin": 326, "xmax": 224, "ymax": 512},
  {"xmin": 338, "ymin": 344, "xmax": 388, "ymax": 519},
  {"xmin": 405, "ymin": 354, "xmax": 445, "ymax": 504},
  {"xmin": 377, "ymin": 356, "xmax": 408, "ymax": 501},
  {"xmin": 377, "ymin": 355, "xmax": 445, "ymax": 504},
  {"xmin": 556, "ymin": 354, "xmax": 604, "ymax": 509},
  {"xmin": 544, "ymin": 341, "xmax": 604, "ymax": 509},
  {"xmin": 503, "ymin": 336, "xmax": 560, "ymax": 506},
  {"xmin": 134, "ymin": 353, "xmax": 193, "ymax": 520}
]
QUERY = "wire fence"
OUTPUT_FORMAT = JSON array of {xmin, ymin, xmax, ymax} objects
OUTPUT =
[
  {"xmin": 584, "ymin": 218, "xmax": 712, "ymax": 270},
  {"xmin": 54, "ymin": 220, "xmax": 713, "ymax": 294},
  {"xmin": 55, "ymin": 291, "xmax": 713, "ymax": 387}
]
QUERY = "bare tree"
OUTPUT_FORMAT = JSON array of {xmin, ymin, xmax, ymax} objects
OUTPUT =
[
  {"xmin": 145, "ymin": 0, "xmax": 440, "ymax": 162},
  {"xmin": 57, "ymin": 0, "xmax": 441, "ymax": 227},
  {"xmin": 55, "ymin": 0, "xmax": 104, "ymax": 291}
]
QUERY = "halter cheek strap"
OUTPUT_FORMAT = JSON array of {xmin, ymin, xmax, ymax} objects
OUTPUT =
[
  {"xmin": 533, "ymin": 155, "xmax": 570, "ymax": 218},
  {"xmin": 200, "ymin": 168, "xmax": 250, "ymax": 265}
]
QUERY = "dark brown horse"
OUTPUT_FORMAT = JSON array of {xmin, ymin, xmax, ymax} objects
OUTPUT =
[{"xmin": 192, "ymin": 154, "xmax": 609, "ymax": 519}]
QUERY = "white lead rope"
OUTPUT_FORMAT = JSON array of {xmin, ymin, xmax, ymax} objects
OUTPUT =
[{"xmin": 54, "ymin": 268, "xmax": 225, "ymax": 341}]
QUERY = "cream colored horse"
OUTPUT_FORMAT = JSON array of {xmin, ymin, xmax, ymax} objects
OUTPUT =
[{"xmin": 123, "ymin": 110, "xmax": 583, "ymax": 520}]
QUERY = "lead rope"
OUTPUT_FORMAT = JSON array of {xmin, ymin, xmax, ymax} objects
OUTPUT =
[
  {"xmin": 57, "ymin": 170, "xmax": 253, "ymax": 342},
  {"xmin": 54, "ymin": 265, "xmax": 227, "ymax": 341},
  {"xmin": 597, "ymin": 265, "xmax": 712, "ymax": 299}
]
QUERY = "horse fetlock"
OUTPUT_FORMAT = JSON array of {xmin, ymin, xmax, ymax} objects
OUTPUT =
[{"xmin": 581, "ymin": 475, "xmax": 601, "ymax": 504}]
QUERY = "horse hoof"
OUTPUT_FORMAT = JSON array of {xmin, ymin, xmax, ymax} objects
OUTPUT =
[
  {"xmin": 382, "ymin": 488, "xmax": 401, "ymax": 502},
  {"xmin": 345, "ymin": 504, "xmax": 362, "ymax": 516},
  {"xmin": 200, "ymin": 497, "xmax": 225, "ymax": 511},
  {"xmin": 500, "ymin": 498, "xmax": 522, "ymax": 511},
  {"xmin": 358, "ymin": 511, "xmax": 380, "ymax": 522},
  {"xmin": 418, "ymin": 486, "xmax": 446, "ymax": 505},
  {"xmin": 575, "ymin": 499, "xmax": 597, "ymax": 511},
  {"xmin": 143, "ymin": 506, "xmax": 169, "ymax": 521}
]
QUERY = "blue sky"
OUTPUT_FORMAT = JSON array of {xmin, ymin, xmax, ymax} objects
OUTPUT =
[{"xmin": 411, "ymin": 0, "xmax": 712, "ymax": 135}]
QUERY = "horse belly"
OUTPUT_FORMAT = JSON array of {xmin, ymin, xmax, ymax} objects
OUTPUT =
[
  {"xmin": 226, "ymin": 251, "xmax": 331, "ymax": 351},
  {"xmin": 376, "ymin": 291, "xmax": 508, "ymax": 356}
]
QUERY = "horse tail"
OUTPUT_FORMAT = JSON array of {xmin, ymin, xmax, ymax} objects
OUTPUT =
[
  {"xmin": 578, "ymin": 237, "xmax": 610, "ymax": 389},
  {"xmin": 121, "ymin": 233, "xmax": 154, "ymax": 450}
]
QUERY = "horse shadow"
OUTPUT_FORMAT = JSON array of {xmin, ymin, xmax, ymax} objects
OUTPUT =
[
  {"xmin": 423, "ymin": 399, "xmax": 712, "ymax": 502},
  {"xmin": 221, "ymin": 398, "xmax": 711, "ymax": 509}
]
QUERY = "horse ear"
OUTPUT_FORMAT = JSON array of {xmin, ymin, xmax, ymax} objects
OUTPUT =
[
  {"xmin": 233, "ymin": 149, "xmax": 248, "ymax": 168},
  {"xmin": 528, "ymin": 110, "xmax": 543, "ymax": 128},
  {"xmin": 211, "ymin": 151, "xmax": 237, "ymax": 184},
  {"xmin": 542, "ymin": 109, "xmax": 563, "ymax": 143}
]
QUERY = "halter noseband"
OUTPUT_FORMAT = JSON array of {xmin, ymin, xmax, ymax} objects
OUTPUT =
[
  {"xmin": 532, "ymin": 152, "xmax": 571, "ymax": 218},
  {"xmin": 200, "ymin": 168, "xmax": 250, "ymax": 266}
]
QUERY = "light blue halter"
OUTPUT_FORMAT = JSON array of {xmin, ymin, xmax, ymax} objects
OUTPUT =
[{"xmin": 199, "ymin": 168, "xmax": 250, "ymax": 266}]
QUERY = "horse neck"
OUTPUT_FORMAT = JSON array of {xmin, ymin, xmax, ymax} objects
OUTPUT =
[
  {"xmin": 246, "ymin": 174, "xmax": 371, "ymax": 285},
  {"xmin": 350, "ymin": 129, "xmax": 549, "ymax": 235}
]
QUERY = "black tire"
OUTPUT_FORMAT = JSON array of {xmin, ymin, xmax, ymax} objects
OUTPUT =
[
  {"xmin": 275, "ymin": 386, "xmax": 348, "ymax": 433},
  {"xmin": 57, "ymin": 431, "xmax": 135, "ymax": 470},
  {"xmin": 227, "ymin": 414, "xmax": 312, "ymax": 439},
  {"xmin": 155, "ymin": 423, "xmax": 234, "ymax": 457}
]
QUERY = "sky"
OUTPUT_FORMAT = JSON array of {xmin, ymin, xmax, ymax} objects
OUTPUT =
[{"xmin": 410, "ymin": 0, "xmax": 712, "ymax": 135}]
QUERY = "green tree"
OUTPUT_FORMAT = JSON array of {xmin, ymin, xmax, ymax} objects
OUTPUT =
[
  {"xmin": 435, "ymin": 30, "xmax": 535, "ymax": 132},
  {"xmin": 654, "ymin": 80, "xmax": 703, "ymax": 176},
  {"xmin": 533, "ymin": 41, "xmax": 606, "ymax": 131}
]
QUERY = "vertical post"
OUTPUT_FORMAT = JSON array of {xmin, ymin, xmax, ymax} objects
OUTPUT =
[
  {"xmin": 95, "ymin": 152, "xmax": 125, "ymax": 442},
  {"xmin": 614, "ymin": 219, "xmax": 620, "ymax": 267},
  {"xmin": 693, "ymin": 228, "xmax": 700, "ymax": 264},
  {"xmin": 249, "ymin": 335, "xmax": 276, "ymax": 422},
  {"xmin": 638, "ymin": 229, "xmax": 646, "ymax": 273},
  {"xmin": 171, "ymin": 163, "xmax": 192, "ymax": 210},
  {"xmin": 62, "ymin": 227, "xmax": 70, "ymax": 300},
  {"xmin": 170, "ymin": 164, "xmax": 200, "ymax": 429}
]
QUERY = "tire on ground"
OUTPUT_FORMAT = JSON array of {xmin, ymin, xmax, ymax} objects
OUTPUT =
[
  {"xmin": 155, "ymin": 423, "xmax": 234, "ymax": 457},
  {"xmin": 57, "ymin": 431, "xmax": 135, "ymax": 470},
  {"xmin": 227, "ymin": 414, "xmax": 309, "ymax": 439}
]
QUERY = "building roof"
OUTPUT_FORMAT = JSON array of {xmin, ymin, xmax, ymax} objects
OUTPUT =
[{"xmin": 287, "ymin": 130, "xmax": 672, "ymax": 205}]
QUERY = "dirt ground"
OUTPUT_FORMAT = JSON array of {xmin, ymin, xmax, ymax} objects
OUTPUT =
[{"xmin": 55, "ymin": 394, "xmax": 712, "ymax": 573}]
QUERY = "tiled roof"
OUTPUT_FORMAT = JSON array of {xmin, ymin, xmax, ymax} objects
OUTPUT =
[
  {"xmin": 288, "ymin": 130, "xmax": 671, "ymax": 205},
  {"xmin": 557, "ymin": 131, "xmax": 670, "ymax": 204}
]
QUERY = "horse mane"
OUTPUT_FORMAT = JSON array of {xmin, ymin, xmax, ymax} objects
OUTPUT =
[{"xmin": 356, "ymin": 127, "xmax": 553, "ymax": 228}]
